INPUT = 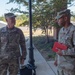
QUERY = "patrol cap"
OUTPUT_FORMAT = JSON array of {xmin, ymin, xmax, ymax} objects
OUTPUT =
[
  {"xmin": 4, "ymin": 13, "xmax": 16, "ymax": 18},
  {"xmin": 55, "ymin": 9, "xmax": 71, "ymax": 20}
]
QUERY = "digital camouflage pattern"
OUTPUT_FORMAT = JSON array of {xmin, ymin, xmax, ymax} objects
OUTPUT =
[
  {"xmin": 0, "ymin": 58, "xmax": 19, "ymax": 75},
  {"xmin": 57, "ymin": 24, "xmax": 75, "ymax": 75},
  {"xmin": 0, "ymin": 26, "xmax": 27, "ymax": 75}
]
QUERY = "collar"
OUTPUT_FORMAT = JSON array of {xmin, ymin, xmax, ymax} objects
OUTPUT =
[{"xmin": 1, "ymin": 26, "xmax": 17, "ymax": 33}]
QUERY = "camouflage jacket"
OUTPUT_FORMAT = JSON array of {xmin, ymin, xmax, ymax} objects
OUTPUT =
[
  {"xmin": 57, "ymin": 23, "xmax": 75, "ymax": 64},
  {"xmin": 0, "ymin": 26, "xmax": 27, "ymax": 59}
]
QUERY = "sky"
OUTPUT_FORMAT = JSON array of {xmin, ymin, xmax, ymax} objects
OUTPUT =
[
  {"xmin": 68, "ymin": 1, "xmax": 75, "ymax": 14},
  {"xmin": 0, "ymin": 0, "xmax": 26, "ymax": 16},
  {"xmin": 0, "ymin": 0, "xmax": 75, "ymax": 16}
]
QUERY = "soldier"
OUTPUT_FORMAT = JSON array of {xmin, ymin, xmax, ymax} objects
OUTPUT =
[
  {"xmin": 0, "ymin": 13, "xmax": 27, "ymax": 75},
  {"xmin": 55, "ymin": 9, "xmax": 75, "ymax": 75}
]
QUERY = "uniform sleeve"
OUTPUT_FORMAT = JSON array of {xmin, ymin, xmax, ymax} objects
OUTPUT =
[
  {"xmin": 73, "ymin": 30, "xmax": 75, "ymax": 51},
  {"xmin": 19, "ymin": 29, "xmax": 27, "ymax": 59},
  {"xmin": 70, "ymin": 30, "xmax": 75, "ymax": 56},
  {"xmin": 63, "ymin": 29, "xmax": 75, "ymax": 55},
  {"xmin": 73, "ymin": 30, "xmax": 75, "ymax": 46}
]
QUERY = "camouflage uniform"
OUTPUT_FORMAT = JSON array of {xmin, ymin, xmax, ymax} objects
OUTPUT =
[
  {"xmin": 0, "ymin": 26, "xmax": 27, "ymax": 75},
  {"xmin": 57, "ymin": 24, "xmax": 75, "ymax": 75}
]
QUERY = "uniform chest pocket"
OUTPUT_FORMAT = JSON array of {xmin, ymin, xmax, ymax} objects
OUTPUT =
[{"xmin": 1, "ymin": 36, "xmax": 7, "ymax": 43}]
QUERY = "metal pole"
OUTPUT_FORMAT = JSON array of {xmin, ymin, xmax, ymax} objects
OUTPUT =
[{"xmin": 28, "ymin": 0, "xmax": 35, "ymax": 68}]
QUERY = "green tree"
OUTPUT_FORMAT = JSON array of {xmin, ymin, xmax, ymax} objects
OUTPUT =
[
  {"xmin": 0, "ymin": 16, "xmax": 5, "ymax": 22},
  {"xmin": 32, "ymin": 1, "xmax": 54, "ymax": 43},
  {"xmin": 16, "ymin": 14, "xmax": 29, "ymax": 27},
  {"xmin": 0, "ymin": 14, "xmax": 28, "ymax": 27}
]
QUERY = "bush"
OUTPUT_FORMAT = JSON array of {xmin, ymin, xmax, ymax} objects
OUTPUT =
[{"xmin": 33, "ymin": 35, "xmax": 56, "ymax": 60}]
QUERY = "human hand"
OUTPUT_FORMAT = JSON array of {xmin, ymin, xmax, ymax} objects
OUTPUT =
[
  {"xmin": 56, "ymin": 49, "xmax": 63, "ymax": 56},
  {"xmin": 20, "ymin": 58, "xmax": 25, "ymax": 64},
  {"xmin": 54, "ymin": 60, "xmax": 57, "ymax": 66},
  {"xmin": 20, "ymin": 59, "xmax": 24, "ymax": 64}
]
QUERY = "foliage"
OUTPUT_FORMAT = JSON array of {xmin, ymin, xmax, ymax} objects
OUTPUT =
[
  {"xmin": 32, "ymin": 2, "xmax": 54, "ymax": 29},
  {"xmin": 0, "ymin": 14, "xmax": 28, "ymax": 27},
  {"xmin": 33, "ymin": 35, "xmax": 56, "ymax": 60},
  {"xmin": 7, "ymin": 0, "xmax": 75, "ymax": 28},
  {"xmin": 32, "ymin": 0, "xmax": 75, "ymax": 30},
  {"xmin": 16, "ymin": 14, "xmax": 29, "ymax": 27},
  {"xmin": 0, "ymin": 16, "xmax": 6, "ymax": 22},
  {"xmin": 71, "ymin": 12, "xmax": 75, "ymax": 21},
  {"xmin": 33, "ymin": 35, "xmax": 57, "ymax": 49},
  {"xmin": 32, "ymin": 1, "xmax": 56, "ymax": 43},
  {"xmin": 52, "ymin": 0, "xmax": 67, "ymax": 11},
  {"xmin": 7, "ymin": 0, "xmax": 29, "ymax": 6},
  {"xmin": 50, "ymin": 19, "xmax": 62, "ymax": 28}
]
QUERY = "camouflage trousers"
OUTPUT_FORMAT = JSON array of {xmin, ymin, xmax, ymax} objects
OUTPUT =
[
  {"xmin": 0, "ymin": 57, "xmax": 19, "ymax": 75},
  {"xmin": 57, "ymin": 61, "xmax": 75, "ymax": 75}
]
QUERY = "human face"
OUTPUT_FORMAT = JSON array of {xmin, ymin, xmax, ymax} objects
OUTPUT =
[
  {"xmin": 57, "ymin": 16, "xmax": 65, "ymax": 27},
  {"xmin": 6, "ymin": 17, "xmax": 16, "ymax": 29}
]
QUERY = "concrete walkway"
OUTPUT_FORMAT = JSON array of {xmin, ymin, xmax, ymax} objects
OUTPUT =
[{"xmin": 24, "ymin": 40, "xmax": 58, "ymax": 75}]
